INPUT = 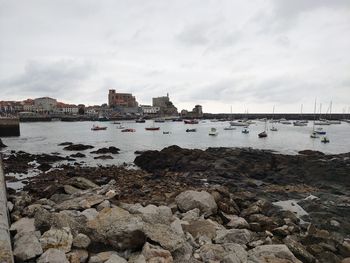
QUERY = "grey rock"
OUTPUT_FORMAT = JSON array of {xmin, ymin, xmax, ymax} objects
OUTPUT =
[
  {"xmin": 215, "ymin": 229, "xmax": 253, "ymax": 245},
  {"xmin": 223, "ymin": 213, "xmax": 250, "ymax": 229},
  {"xmin": 81, "ymin": 208, "xmax": 99, "ymax": 220},
  {"xmin": 137, "ymin": 204, "xmax": 173, "ymax": 224},
  {"xmin": 73, "ymin": 233, "xmax": 91, "ymax": 248},
  {"xmin": 182, "ymin": 208, "xmax": 201, "ymax": 221},
  {"xmin": 175, "ymin": 190, "xmax": 217, "ymax": 217},
  {"xmin": 37, "ymin": 248, "xmax": 69, "ymax": 263},
  {"xmin": 10, "ymin": 217, "xmax": 35, "ymax": 234},
  {"xmin": 67, "ymin": 249, "xmax": 89, "ymax": 263},
  {"xmin": 64, "ymin": 185, "xmax": 82, "ymax": 195},
  {"xmin": 248, "ymin": 244, "xmax": 302, "ymax": 263},
  {"xmin": 141, "ymin": 242, "xmax": 173, "ymax": 262},
  {"xmin": 283, "ymin": 236, "xmax": 315, "ymax": 263},
  {"xmin": 40, "ymin": 227, "xmax": 73, "ymax": 253},
  {"xmin": 13, "ymin": 231, "xmax": 43, "ymax": 261},
  {"xmin": 96, "ymin": 200, "xmax": 111, "ymax": 211},
  {"xmin": 105, "ymin": 254, "xmax": 128, "ymax": 263}
]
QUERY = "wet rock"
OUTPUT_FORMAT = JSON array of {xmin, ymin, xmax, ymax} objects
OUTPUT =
[
  {"xmin": 283, "ymin": 236, "xmax": 316, "ymax": 263},
  {"xmin": 94, "ymin": 155, "xmax": 114, "ymax": 160},
  {"xmin": 87, "ymin": 207, "xmax": 146, "ymax": 251},
  {"xmin": 10, "ymin": 217, "xmax": 35, "ymax": 234},
  {"xmin": 339, "ymin": 239, "xmax": 350, "ymax": 257},
  {"xmin": 64, "ymin": 185, "xmax": 82, "ymax": 195},
  {"xmin": 37, "ymin": 248, "xmax": 69, "ymax": 263},
  {"xmin": 40, "ymin": 227, "xmax": 73, "ymax": 253},
  {"xmin": 63, "ymin": 144, "xmax": 94, "ymax": 151},
  {"xmin": 175, "ymin": 190, "xmax": 217, "ymax": 217},
  {"xmin": 91, "ymin": 146, "xmax": 120, "ymax": 154},
  {"xmin": 0, "ymin": 138, "xmax": 7, "ymax": 148},
  {"xmin": 142, "ymin": 242, "xmax": 173, "ymax": 262},
  {"xmin": 248, "ymin": 244, "xmax": 302, "ymax": 263},
  {"xmin": 215, "ymin": 228, "xmax": 253, "ymax": 245},
  {"xmin": 58, "ymin": 142, "xmax": 73, "ymax": 146},
  {"xmin": 318, "ymin": 251, "xmax": 341, "ymax": 263},
  {"xmin": 13, "ymin": 231, "xmax": 43, "ymax": 261},
  {"xmin": 66, "ymin": 177, "xmax": 99, "ymax": 190},
  {"xmin": 55, "ymin": 193, "xmax": 105, "ymax": 210},
  {"xmin": 73, "ymin": 233, "xmax": 91, "ymax": 249},
  {"xmin": 70, "ymin": 152, "xmax": 86, "ymax": 158}
]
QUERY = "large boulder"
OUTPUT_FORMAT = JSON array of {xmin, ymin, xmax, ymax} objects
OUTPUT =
[
  {"xmin": 175, "ymin": 190, "xmax": 217, "ymax": 217},
  {"xmin": 215, "ymin": 229, "xmax": 254, "ymax": 245},
  {"xmin": 73, "ymin": 233, "xmax": 91, "ymax": 249},
  {"xmin": 10, "ymin": 217, "xmax": 35, "ymax": 234},
  {"xmin": 133, "ymin": 204, "xmax": 173, "ymax": 224},
  {"xmin": 37, "ymin": 248, "xmax": 69, "ymax": 263},
  {"xmin": 283, "ymin": 236, "xmax": 315, "ymax": 263},
  {"xmin": 182, "ymin": 219, "xmax": 222, "ymax": 241},
  {"xmin": 198, "ymin": 243, "xmax": 247, "ymax": 262},
  {"xmin": 247, "ymin": 245, "xmax": 302, "ymax": 263},
  {"xmin": 40, "ymin": 227, "xmax": 73, "ymax": 253},
  {"xmin": 86, "ymin": 207, "xmax": 146, "ymax": 251},
  {"xmin": 142, "ymin": 242, "xmax": 173, "ymax": 263},
  {"xmin": 13, "ymin": 231, "xmax": 43, "ymax": 261}
]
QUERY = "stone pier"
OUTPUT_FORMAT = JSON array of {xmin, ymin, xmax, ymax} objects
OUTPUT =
[
  {"xmin": 0, "ymin": 118, "xmax": 20, "ymax": 137},
  {"xmin": 0, "ymin": 157, "xmax": 14, "ymax": 262}
]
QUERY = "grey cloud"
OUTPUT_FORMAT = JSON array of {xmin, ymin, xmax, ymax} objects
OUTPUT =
[
  {"xmin": 0, "ymin": 59, "xmax": 96, "ymax": 99},
  {"xmin": 176, "ymin": 23, "xmax": 211, "ymax": 46}
]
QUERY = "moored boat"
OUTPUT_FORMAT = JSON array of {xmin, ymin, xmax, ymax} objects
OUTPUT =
[
  {"xmin": 186, "ymin": 128, "xmax": 196, "ymax": 132},
  {"xmin": 116, "ymin": 125, "xmax": 125, "ymax": 129},
  {"xmin": 270, "ymin": 126, "xmax": 278, "ymax": 131},
  {"xmin": 310, "ymin": 131, "xmax": 319, "ymax": 138},
  {"xmin": 91, "ymin": 125, "xmax": 107, "ymax": 131},
  {"xmin": 230, "ymin": 121, "xmax": 249, "ymax": 126},
  {"xmin": 145, "ymin": 127, "xmax": 160, "ymax": 131},
  {"xmin": 242, "ymin": 128, "xmax": 249, "ymax": 134},
  {"xmin": 258, "ymin": 131, "xmax": 267, "ymax": 138},
  {"xmin": 224, "ymin": 126, "xmax": 236, "ymax": 130},
  {"xmin": 209, "ymin": 127, "xmax": 218, "ymax": 136},
  {"xmin": 184, "ymin": 120, "xmax": 199, "ymax": 124},
  {"xmin": 293, "ymin": 121, "xmax": 307, "ymax": 126},
  {"xmin": 135, "ymin": 118, "xmax": 146, "ymax": 123},
  {"xmin": 121, "ymin": 128, "xmax": 136, "ymax": 132},
  {"xmin": 321, "ymin": 136, "xmax": 330, "ymax": 143}
]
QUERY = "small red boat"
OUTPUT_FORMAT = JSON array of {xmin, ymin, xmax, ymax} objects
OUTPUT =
[
  {"xmin": 121, "ymin": 128, "xmax": 136, "ymax": 132},
  {"xmin": 145, "ymin": 127, "xmax": 160, "ymax": 131},
  {"xmin": 184, "ymin": 120, "xmax": 199, "ymax": 124},
  {"xmin": 91, "ymin": 125, "xmax": 107, "ymax": 131}
]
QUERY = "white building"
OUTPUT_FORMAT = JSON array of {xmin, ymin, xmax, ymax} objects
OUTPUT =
[
  {"xmin": 34, "ymin": 97, "xmax": 57, "ymax": 113},
  {"xmin": 141, "ymin": 105, "xmax": 160, "ymax": 114}
]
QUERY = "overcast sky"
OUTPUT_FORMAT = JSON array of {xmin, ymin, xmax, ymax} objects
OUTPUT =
[{"xmin": 0, "ymin": 0, "xmax": 349, "ymax": 113}]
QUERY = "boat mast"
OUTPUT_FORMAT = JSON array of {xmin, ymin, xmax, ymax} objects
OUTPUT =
[{"xmin": 313, "ymin": 98, "xmax": 317, "ymax": 132}]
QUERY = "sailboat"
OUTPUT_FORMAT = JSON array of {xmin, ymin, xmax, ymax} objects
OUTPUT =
[
  {"xmin": 270, "ymin": 106, "xmax": 278, "ymax": 131},
  {"xmin": 294, "ymin": 104, "xmax": 308, "ymax": 126},
  {"xmin": 310, "ymin": 99, "xmax": 320, "ymax": 138},
  {"xmin": 327, "ymin": 101, "xmax": 341, "ymax": 124},
  {"xmin": 209, "ymin": 127, "xmax": 218, "ymax": 136},
  {"xmin": 258, "ymin": 120, "xmax": 268, "ymax": 138},
  {"xmin": 145, "ymin": 120, "xmax": 160, "ymax": 131}
]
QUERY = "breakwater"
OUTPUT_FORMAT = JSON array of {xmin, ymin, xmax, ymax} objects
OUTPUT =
[{"xmin": 0, "ymin": 118, "xmax": 20, "ymax": 137}]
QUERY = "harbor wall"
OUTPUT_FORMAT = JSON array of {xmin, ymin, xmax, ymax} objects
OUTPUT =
[
  {"xmin": 0, "ymin": 118, "xmax": 20, "ymax": 137},
  {"xmin": 0, "ymin": 157, "xmax": 14, "ymax": 262}
]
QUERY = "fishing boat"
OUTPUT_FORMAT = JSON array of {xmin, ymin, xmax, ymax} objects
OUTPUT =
[
  {"xmin": 280, "ymin": 120, "xmax": 292, "ymax": 125},
  {"xmin": 258, "ymin": 120, "xmax": 268, "ymax": 138},
  {"xmin": 116, "ymin": 125, "xmax": 125, "ymax": 129},
  {"xmin": 316, "ymin": 130, "xmax": 326, "ymax": 135},
  {"xmin": 135, "ymin": 118, "xmax": 146, "ymax": 123},
  {"xmin": 172, "ymin": 118, "xmax": 183, "ymax": 122},
  {"xmin": 293, "ymin": 121, "xmax": 307, "ymax": 126},
  {"xmin": 121, "ymin": 128, "xmax": 136, "ymax": 132},
  {"xmin": 310, "ymin": 131, "xmax": 319, "ymax": 138},
  {"xmin": 184, "ymin": 120, "xmax": 199, "ymax": 124},
  {"xmin": 154, "ymin": 118, "xmax": 165, "ymax": 123},
  {"xmin": 112, "ymin": 121, "xmax": 121, "ymax": 124},
  {"xmin": 145, "ymin": 127, "xmax": 160, "ymax": 131},
  {"xmin": 91, "ymin": 125, "xmax": 107, "ymax": 131},
  {"xmin": 209, "ymin": 127, "xmax": 218, "ymax": 136},
  {"xmin": 230, "ymin": 121, "xmax": 249, "ymax": 126},
  {"xmin": 315, "ymin": 120, "xmax": 330, "ymax": 125},
  {"xmin": 186, "ymin": 128, "xmax": 196, "ymax": 132},
  {"xmin": 321, "ymin": 136, "xmax": 330, "ymax": 143},
  {"xmin": 270, "ymin": 126, "xmax": 278, "ymax": 131},
  {"xmin": 163, "ymin": 131, "xmax": 170, "ymax": 134},
  {"xmin": 242, "ymin": 127, "xmax": 249, "ymax": 134},
  {"xmin": 224, "ymin": 126, "xmax": 236, "ymax": 130}
]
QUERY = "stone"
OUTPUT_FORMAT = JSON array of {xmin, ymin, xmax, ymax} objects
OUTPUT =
[
  {"xmin": 67, "ymin": 249, "xmax": 89, "ymax": 263},
  {"xmin": 137, "ymin": 204, "xmax": 173, "ymax": 224},
  {"xmin": 339, "ymin": 239, "xmax": 350, "ymax": 257},
  {"xmin": 88, "ymin": 251, "xmax": 120, "ymax": 263},
  {"xmin": 199, "ymin": 243, "xmax": 247, "ymax": 262},
  {"xmin": 81, "ymin": 208, "xmax": 99, "ymax": 220},
  {"xmin": 182, "ymin": 208, "xmax": 200, "ymax": 221},
  {"xmin": 64, "ymin": 185, "xmax": 82, "ymax": 195},
  {"xmin": 13, "ymin": 231, "xmax": 43, "ymax": 261},
  {"xmin": 105, "ymin": 254, "xmax": 128, "ymax": 263},
  {"xmin": 175, "ymin": 190, "xmax": 217, "ymax": 217},
  {"xmin": 182, "ymin": 219, "xmax": 220, "ymax": 240},
  {"xmin": 40, "ymin": 227, "xmax": 73, "ymax": 253},
  {"xmin": 37, "ymin": 248, "xmax": 69, "ymax": 263},
  {"xmin": 215, "ymin": 229, "xmax": 253, "ymax": 245},
  {"xmin": 105, "ymin": 189, "xmax": 117, "ymax": 199},
  {"xmin": 248, "ymin": 244, "xmax": 302, "ymax": 263},
  {"xmin": 342, "ymin": 258, "xmax": 350, "ymax": 263},
  {"xmin": 96, "ymin": 200, "xmax": 111, "ymax": 211},
  {"xmin": 67, "ymin": 176, "xmax": 99, "ymax": 189},
  {"xmin": 272, "ymin": 225, "xmax": 290, "ymax": 237},
  {"xmin": 55, "ymin": 193, "xmax": 105, "ymax": 210},
  {"xmin": 87, "ymin": 207, "xmax": 146, "ymax": 251},
  {"xmin": 142, "ymin": 242, "xmax": 173, "ymax": 262},
  {"xmin": 73, "ymin": 233, "xmax": 91, "ymax": 248},
  {"xmin": 10, "ymin": 217, "xmax": 35, "ymax": 234},
  {"xmin": 223, "ymin": 213, "xmax": 250, "ymax": 229},
  {"xmin": 283, "ymin": 236, "xmax": 315, "ymax": 263}
]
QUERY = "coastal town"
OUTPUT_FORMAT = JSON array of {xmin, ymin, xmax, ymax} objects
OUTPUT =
[{"xmin": 0, "ymin": 90, "xmax": 203, "ymax": 121}]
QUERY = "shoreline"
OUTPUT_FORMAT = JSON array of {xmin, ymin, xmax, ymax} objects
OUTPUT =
[{"xmin": 2, "ymin": 145, "xmax": 350, "ymax": 262}]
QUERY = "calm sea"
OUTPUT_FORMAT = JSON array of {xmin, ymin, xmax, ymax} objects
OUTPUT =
[{"xmin": 2, "ymin": 120, "xmax": 350, "ymax": 167}]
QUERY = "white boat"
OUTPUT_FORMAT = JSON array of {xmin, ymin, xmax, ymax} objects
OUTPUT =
[
  {"xmin": 321, "ymin": 136, "xmax": 330, "ymax": 143},
  {"xmin": 293, "ymin": 121, "xmax": 307, "ymax": 126},
  {"xmin": 116, "ymin": 125, "xmax": 125, "ymax": 129},
  {"xmin": 209, "ymin": 127, "xmax": 218, "ymax": 136},
  {"xmin": 242, "ymin": 128, "xmax": 249, "ymax": 134},
  {"xmin": 224, "ymin": 126, "xmax": 236, "ymax": 130},
  {"xmin": 230, "ymin": 121, "xmax": 249, "ymax": 126},
  {"xmin": 327, "ymin": 120, "xmax": 341, "ymax": 124},
  {"xmin": 310, "ymin": 99, "xmax": 319, "ymax": 138},
  {"xmin": 310, "ymin": 131, "xmax": 319, "ymax": 138},
  {"xmin": 270, "ymin": 126, "xmax": 278, "ymax": 131},
  {"xmin": 314, "ymin": 120, "xmax": 330, "ymax": 125},
  {"xmin": 280, "ymin": 120, "xmax": 292, "ymax": 125}
]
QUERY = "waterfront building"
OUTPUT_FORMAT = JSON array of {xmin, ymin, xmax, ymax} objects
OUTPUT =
[
  {"xmin": 34, "ymin": 97, "xmax": 57, "ymax": 113},
  {"xmin": 152, "ymin": 93, "xmax": 178, "ymax": 116},
  {"xmin": 140, "ymin": 105, "xmax": 160, "ymax": 115},
  {"xmin": 181, "ymin": 105, "xmax": 203, "ymax": 118},
  {"xmin": 22, "ymin": 99, "xmax": 36, "ymax": 112},
  {"xmin": 108, "ymin": 89, "xmax": 138, "ymax": 108},
  {"xmin": 56, "ymin": 103, "xmax": 79, "ymax": 115}
]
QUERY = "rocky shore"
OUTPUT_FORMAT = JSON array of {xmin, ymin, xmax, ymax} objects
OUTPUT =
[{"xmin": 2, "ymin": 145, "xmax": 350, "ymax": 262}]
